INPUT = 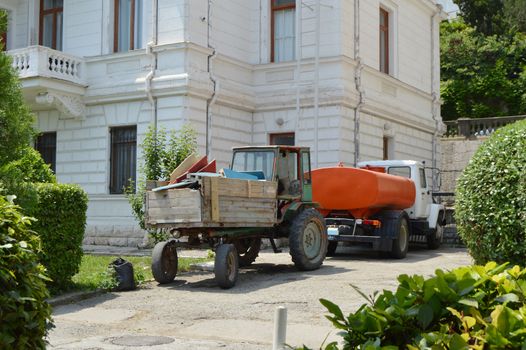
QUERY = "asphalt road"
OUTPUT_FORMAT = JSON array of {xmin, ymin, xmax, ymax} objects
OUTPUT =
[{"xmin": 48, "ymin": 246, "xmax": 472, "ymax": 349}]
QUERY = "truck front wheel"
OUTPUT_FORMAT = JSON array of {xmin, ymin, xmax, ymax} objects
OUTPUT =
[
  {"xmin": 289, "ymin": 208, "xmax": 328, "ymax": 271},
  {"xmin": 390, "ymin": 216, "xmax": 409, "ymax": 259}
]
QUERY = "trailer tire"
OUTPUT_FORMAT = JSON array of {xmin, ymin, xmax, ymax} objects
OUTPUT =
[
  {"xmin": 151, "ymin": 240, "xmax": 178, "ymax": 284},
  {"xmin": 215, "ymin": 244, "xmax": 239, "ymax": 289},
  {"xmin": 233, "ymin": 238, "xmax": 261, "ymax": 267},
  {"xmin": 427, "ymin": 213, "xmax": 444, "ymax": 250},
  {"xmin": 289, "ymin": 208, "xmax": 328, "ymax": 271},
  {"xmin": 327, "ymin": 241, "xmax": 338, "ymax": 256},
  {"xmin": 390, "ymin": 216, "xmax": 409, "ymax": 259}
]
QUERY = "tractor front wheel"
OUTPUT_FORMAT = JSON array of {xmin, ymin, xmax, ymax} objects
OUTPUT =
[{"xmin": 289, "ymin": 208, "xmax": 328, "ymax": 271}]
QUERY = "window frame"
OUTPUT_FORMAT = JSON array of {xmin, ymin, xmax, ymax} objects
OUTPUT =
[
  {"xmin": 271, "ymin": 0, "xmax": 296, "ymax": 63},
  {"xmin": 114, "ymin": 0, "xmax": 143, "ymax": 52},
  {"xmin": 109, "ymin": 125, "xmax": 137, "ymax": 195},
  {"xmin": 379, "ymin": 7, "xmax": 390, "ymax": 74},
  {"xmin": 35, "ymin": 131, "xmax": 57, "ymax": 173},
  {"xmin": 39, "ymin": 0, "xmax": 63, "ymax": 50}
]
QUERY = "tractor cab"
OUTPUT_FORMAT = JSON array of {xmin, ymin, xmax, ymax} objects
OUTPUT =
[{"xmin": 231, "ymin": 146, "xmax": 312, "ymax": 202}]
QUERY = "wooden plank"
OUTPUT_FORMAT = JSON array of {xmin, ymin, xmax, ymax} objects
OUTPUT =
[
  {"xmin": 148, "ymin": 189, "xmax": 201, "ymax": 200},
  {"xmin": 211, "ymin": 176, "xmax": 220, "ymax": 221},
  {"xmin": 148, "ymin": 196, "xmax": 201, "ymax": 209},
  {"xmin": 169, "ymin": 153, "xmax": 199, "ymax": 182}
]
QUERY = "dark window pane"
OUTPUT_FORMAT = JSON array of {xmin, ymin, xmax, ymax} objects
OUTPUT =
[
  {"xmin": 270, "ymin": 132, "xmax": 295, "ymax": 146},
  {"xmin": 273, "ymin": 0, "xmax": 295, "ymax": 7},
  {"xmin": 43, "ymin": 0, "xmax": 63, "ymax": 10},
  {"xmin": 35, "ymin": 132, "xmax": 57, "ymax": 173},
  {"xmin": 110, "ymin": 126, "xmax": 137, "ymax": 194}
]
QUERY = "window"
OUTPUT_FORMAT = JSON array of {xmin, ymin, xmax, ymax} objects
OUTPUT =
[
  {"xmin": 232, "ymin": 151, "xmax": 275, "ymax": 180},
  {"xmin": 383, "ymin": 136, "xmax": 389, "ymax": 160},
  {"xmin": 35, "ymin": 132, "xmax": 57, "ymax": 173},
  {"xmin": 419, "ymin": 168, "xmax": 427, "ymax": 189},
  {"xmin": 379, "ymin": 8, "xmax": 389, "ymax": 74},
  {"xmin": 114, "ymin": 0, "xmax": 143, "ymax": 52},
  {"xmin": 271, "ymin": 0, "xmax": 295, "ymax": 62},
  {"xmin": 388, "ymin": 166, "xmax": 411, "ymax": 179},
  {"xmin": 110, "ymin": 126, "xmax": 137, "ymax": 194},
  {"xmin": 270, "ymin": 132, "xmax": 295, "ymax": 146},
  {"xmin": 40, "ymin": 0, "xmax": 63, "ymax": 50},
  {"xmin": 301, "ymin": 151, "xmax": 311, "ymax": 184}
]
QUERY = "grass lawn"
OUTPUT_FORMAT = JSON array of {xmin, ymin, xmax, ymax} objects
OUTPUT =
[{"xmin": 70, "ymin": 254, "xmax": 209, "ymax": 292}]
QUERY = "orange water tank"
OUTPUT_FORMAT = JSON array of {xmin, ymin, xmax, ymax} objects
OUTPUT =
[{"xmin": 311, "ymin": 165, "xmax": 416, "ymax": 219}]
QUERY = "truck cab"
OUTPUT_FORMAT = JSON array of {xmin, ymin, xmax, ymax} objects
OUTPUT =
[{"xmin": 357, "ymin": 160, "xmax": 445, "ymax": 241}]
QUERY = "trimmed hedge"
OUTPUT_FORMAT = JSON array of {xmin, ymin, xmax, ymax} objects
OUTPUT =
[
  {"xmin": 30, "ymin": 183, "xmax": 88, "ymax": 290},
  {"xmin": 455, "ymin": 119, "xmax": 526, "ymax": 265},
  {"xmin": 316, "ymin": 262, "xmax": 526, "ymax": 350},
  {"xmin": 0, "ymin": 195, "xmax": 52, "ymax": 349}
]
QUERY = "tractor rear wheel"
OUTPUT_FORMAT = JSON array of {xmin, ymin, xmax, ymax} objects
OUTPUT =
[
  {"xmin": 151, "ymin": 240, "xmax": 178, "ymax": 284},
  {"xmin": 233, "ymin": 238, "xmax": 261, "ymax": 267},
  {"xmin": 214, "ymin": 244, "xmax": 239, "ymax": 289},
  {"xmin": 289, "ymin": 208, "xmax": 328, "ymax": 271}
]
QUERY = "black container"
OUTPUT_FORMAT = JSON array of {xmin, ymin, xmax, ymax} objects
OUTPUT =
[{"xmin": 111, "ymin": 258, "xmax": 136, "ymax": 291}]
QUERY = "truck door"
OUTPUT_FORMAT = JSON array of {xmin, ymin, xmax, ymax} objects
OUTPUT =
[{"xmin": 415, "ymin": 167, "xmax": 431, "ymax": 218}]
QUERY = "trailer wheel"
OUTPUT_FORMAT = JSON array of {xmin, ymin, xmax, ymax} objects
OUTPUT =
[
  {"xmin": 427, "ymin": 214, "xmax": 444, "ymax": 250},
  {"xmin": 390, "ymin": 216, "xmax": 409, "ymax": 259},
  {"xmin": 327, "ymin": 241, "xmax": 338, "ymax": 256},
  {"xmin": 289, "ymin": 208, "xmax": 328, "ymax": 271},
  {"xmin": 151, "ymin": 240, "xmax": 178, "ymax": 284},
  {"xmin": 233, "ymin": 238, "xmax": 261, "ymax": 267},
  {"xmin": 215, "ymin": 244, "xmax": 239, "ymax": 289}
]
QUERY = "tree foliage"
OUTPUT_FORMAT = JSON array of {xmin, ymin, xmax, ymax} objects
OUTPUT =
[
  {"xmin": 455, "ymin": 119, "xmax": 526, "ymax": 265},
  {"xmin": 440, "ymin": 19, "xmax": 526, "ymax": 120},
  {"xmin": 0, "ymin": 10, "xmax": 36, "ymax": 165},
  {"xmin": 453, "ymin": 0, "xmax": 526, "ymax": 35},
  {"xmin": 0, "ymin": 195, "xmax": 52, "ymax": 349}
]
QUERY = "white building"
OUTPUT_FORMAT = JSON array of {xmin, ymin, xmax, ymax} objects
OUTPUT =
[{"xmin": 1, "ymin": 0, "xmax": 446, "ymax": 246}]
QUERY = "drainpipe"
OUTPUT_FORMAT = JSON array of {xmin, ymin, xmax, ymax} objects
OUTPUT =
[
  {"xmin": 353, "ymin": 0, "xmax": 365, "ymax": 166},
  {"xmin": 430, "ymin": 5, "xmax": 442, "ymax": 190},
  {"xmin": 313, "ymin": 0, "xmax": 320, "ymax": 168},
  {"xmin": 146, "ymin": 0, "xmax": 159, "ymax": 133},
  {"xmin": 206, "ymin": 0, "xmax": 218, "ymax": 159},
  {"xmin": 294, "ymin": 0, "xmax": 302, "ymax": 134}
]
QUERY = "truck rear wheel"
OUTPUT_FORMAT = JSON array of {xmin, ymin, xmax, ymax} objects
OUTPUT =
[
  {"xmin": 151, "ymin": 240, "xmax": 178, "ymax": 284},
  {"xmin": 214, "ymin": 244, "xmax": 239, "ymax": 289},
  {"xmin": 390, "ymin": 216, "xmax": 409, "ymax": 259},
  {"xmin": 233, "ymin": 238, "xmax": 261, "ymax": 267},
  {"xmin": 289, "ymin": 208, "xmax": 328, "ymax": 271},
  {"xmin": 427, "ymin": 214, "xmax": 444, "ymax": 250}
]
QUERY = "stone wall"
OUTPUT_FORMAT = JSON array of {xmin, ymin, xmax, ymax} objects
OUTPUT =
[{"xmin": 439, "ymin": 136, "xmax": 488, "ymax": 194}]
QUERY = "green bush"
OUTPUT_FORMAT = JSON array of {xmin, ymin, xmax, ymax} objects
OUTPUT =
[
  {"xmin": 30, "ymin": 183, "xmax": 88, "ymax": 290},
  {"xmin": 0, "ymin": 195, "xmax": 52, "ymax": 349},
  {"xmin": 455, "ymin": 119, "xmax": 526, "ymax": 265},
  {"xmin": 314, "ymin": 262, "xmax": 526, "ymax": 350}
]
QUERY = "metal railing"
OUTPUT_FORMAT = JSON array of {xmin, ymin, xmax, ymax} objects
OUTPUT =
[
  {"xmin": 443, "ymin": 115, "xmax": 526, "ymax": 138},
  {"xmin": 8, "ymin": 45, "xmax": 86, "ymax": 86}
]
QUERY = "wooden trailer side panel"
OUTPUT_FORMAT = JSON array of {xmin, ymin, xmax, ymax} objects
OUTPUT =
[
  {"xmin": 146, "ymin": 189, "xmax": 202, "ymax": 225},
  {"xmin": 201, "ymin": 177, "xmax": 278, "ymax": 226},
  {"xmin": 146, "ymin": 177, "xmax": 278, "ymax": 228}
]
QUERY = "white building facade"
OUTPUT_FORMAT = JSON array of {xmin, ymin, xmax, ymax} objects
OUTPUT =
[{"xmin": 1, "ymin": 0, "xmax": 446, "ymax": 246}]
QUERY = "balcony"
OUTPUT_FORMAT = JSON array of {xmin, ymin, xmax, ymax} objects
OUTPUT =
[
  {"xmin": 8, "ymin": 46, "xmax": 87, "ymax": 120},
  {"xmin": 443, "ymin": 115, "xmax": 526, "ymax": 138}
]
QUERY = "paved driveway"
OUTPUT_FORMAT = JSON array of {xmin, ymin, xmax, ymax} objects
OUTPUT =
[{"xmin": 48, "ymin": 247, "xmax": 472, "ymax": 349}]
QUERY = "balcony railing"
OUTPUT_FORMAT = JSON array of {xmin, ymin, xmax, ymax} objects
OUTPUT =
[
  {"xmin": 443, "ymin": 115, "xmax": 526, "ymax": 138},
  {"xmin": 8, "ymin": 46, "xmax": 86, "ymax": 86}
]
